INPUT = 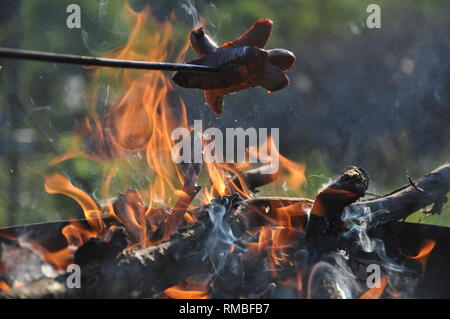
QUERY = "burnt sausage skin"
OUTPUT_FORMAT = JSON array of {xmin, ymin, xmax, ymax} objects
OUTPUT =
[{"xmin": 172, "ymin": 19, "xmax": 296, "ymax": 115}]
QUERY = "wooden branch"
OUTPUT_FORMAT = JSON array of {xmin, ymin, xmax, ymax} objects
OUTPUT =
[
  {"xmin": 0, "ymin": 220, "xmax": 212, "ymax": 298},
  {"xmin": 309, "ymin": 166, "xmax": 369, "ymax": 218},
  {"xmin": 2, "ymin": 163, "xmax": 450, "ymax": 298},
  {"xmin": 349, "ymin": 163, "xmax": 450, "ymax": 227},
  {"xmin": 159, "ymin": 163, "xmax": 202, "ymax": 241},
  {"xmin": 1, "ymin": 197, "xmax": 278, "ymax": 299},
  {"xmin": 234, "ymin": 164, "xmax": 450, "ymax": 231}
]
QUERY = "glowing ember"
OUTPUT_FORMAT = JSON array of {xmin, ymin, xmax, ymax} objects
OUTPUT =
[
  {"xmin": 359, "ymin": 276, "xmax": 388, "ymax": 299},
  {"xmin": 164, "ymin": 281, "xmax": 209, "ymax": 299},
  {"xmin": 0, "ymin": 281, "xmax": 10, "ymax": 292}
]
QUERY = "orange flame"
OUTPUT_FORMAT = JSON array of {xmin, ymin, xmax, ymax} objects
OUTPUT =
[
  {"xmin": 45, "ymin": 4, "xmax": 192, "ymax": 248},
  {"xmin": 248, "ymin": 137, "xmax": 306, "ymax": 191},
  {"xmin": 15, "ymin": 240, "xmax": 76, "ymax": 271},
  {"xmin": 62, "ymin": 221, "xmax": 98, "ymax": 247},
  {"xmin": 44, "ymin": 173, "xmax": 104, "ymax": 230},
  {"xmin": 408, "ymin": 239, "xmax": 436, "ymax": 274},
  {"xmin": 359, "ymin": 275, "xmax": 388, "ymax": 299},
  {"xmin": 0, "ymin": 281, "xmax": 11, "ymax": 292},
  {"xmin": 34, "ymin": 246, "xmax": 76, "ymax": 271},
  {"xmin": 256, "ymin": 203, "xmax": 308, "ymax": 277},
  {"xmin": 164, "ymin": 281, "xmax": 209, "ymax": 299},
  {"xmin": 34, "ymin": 4, "xmax": 311, "ymax": 291},
  {"xmin": 112, "ymin": 189, "xmax": 148, "ymax": 247},
  {"xmin": 39, "ymin": 173, "xmax": 104, "ymax": 268},
  {"xmin": 296, "ymin": 270, "xmax": 303, "ymax": 298},
  {"xmin": 201, "ymin": 136, "xmax": 307, "ymax": 203}
]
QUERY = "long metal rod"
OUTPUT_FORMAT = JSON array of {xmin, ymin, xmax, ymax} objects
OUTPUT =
[{"xmin": 0, "ymin": 47, "xmax": 219, "ymax": 72}]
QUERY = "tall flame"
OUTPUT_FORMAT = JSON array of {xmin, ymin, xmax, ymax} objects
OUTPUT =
[
  {"xmin": 24, "ymin": 4, "xmax": 311, "ymax": 298},
  {"xmin": 44, "ymin": 4, "xmax": 192, "ymax": 251}
]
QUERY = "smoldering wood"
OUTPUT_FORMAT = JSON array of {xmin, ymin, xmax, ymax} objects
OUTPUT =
[
  {"xmin": 0, "ymin": 198, "xmax": 273, "ymax": 298},
  {"xmin": 0, "ymin": 195, "xmax": 254, "ymax": 298},
  {"xmin": 230, "ymin": 164, "xmax": 450, "ymax": 233},
  {"xmin": 309, "ymin": 166, "xmax": 369, "ymax": 217},
  {"xmin": 0, "ymin": 218, "xmax": 212, "ymax": 298},
  {"xmin": 350, "ymin": 163, "xmax": 450, "ymax": 227},
  {"xmin": 1, "ymin": 163, "xmax": 450, "ymax": 298},
  {"xmin": 305, "ymin": 166, "xmax": 369, "ymax": 243}
]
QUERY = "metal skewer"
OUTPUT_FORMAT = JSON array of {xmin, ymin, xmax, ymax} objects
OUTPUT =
[{"xmin": 0, "ymin": 47, "xmax": 221, "ymax": 72}]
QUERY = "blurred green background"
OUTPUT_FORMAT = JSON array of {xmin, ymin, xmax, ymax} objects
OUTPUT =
[{"xmin": 0, "ymin": 0, "xmax": 449, "ymax": 227}]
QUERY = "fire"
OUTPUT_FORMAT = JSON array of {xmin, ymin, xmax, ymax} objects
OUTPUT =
[
  {"xmin": 205, "ymin": 162, "xmax": 230, "ymax": 200},
  {"xmin": 296, "ymin": 270, "xmax": 303, "ymax": 298},
  {"xmin": 43, "ymin": 4, "xmax": 192, "ymax": 252},
  {"xmin": 10, "ymin": 3, "xmax": 310, "ymax": 295},
  {"xmin": 164, "ymin": 281, "xmax": 209, "ymax": 299},
  {"xmin": 61, "ymin": 221, "xmax": 98, "ymax": 247},
  {"xmin": 43, "ymin": 3, "xmax": 307, "ymax": 250},
  {"xmin": 34, "ymin": 246, "xmax": 76, "ymax": 271},
  {"xmin": 252, "ymin": 202, "xmax": 309, "ymax": 278},
  {"xmin": 248, "ymin": 136, "xmax": 306, "ymax": 193},
  {"xmin": 44, "ymin": 173, "xmax": 104, "ymax": 231},
  {"xmin": 359, "ymin": 275, "xmax": 388, "ymax": 299},
  {"xmin": 112, "ymin": 189, "xmax": 149, "ymax": 247},
  {"xmin": 201, "ymin": 137, "xmax": 308, "ymax": 282},
  {"xmin": 201, "ymin": 136, "xmax": 307, "ymax": 203},
  {"xmin": 0, "ymin": 281, "xmax": 11, "ymax": 292},
  {"xmin": 44, "ymin": 173, "xmax": 105, "ymax": 258},
  {"xmin": 409, "ymin": 239, "xmax": 436, "ymax": 274}
]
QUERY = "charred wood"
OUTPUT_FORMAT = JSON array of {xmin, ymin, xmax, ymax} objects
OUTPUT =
[{"xmin": 1, "ymin": 164, "xmax": 450, "ymax": 298}]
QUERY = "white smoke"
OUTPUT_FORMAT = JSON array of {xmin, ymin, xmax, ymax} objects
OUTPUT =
[
  {"xmin": 180, "ymin": 0, "xmax": 199, "ymax": 27},
  {"xmin": 204, "ymin": 201, "xmax": 240, "ymax": 274},
  {"xmin": 341, "ymin": 205, "xmax": 419, "ymax": 297}
]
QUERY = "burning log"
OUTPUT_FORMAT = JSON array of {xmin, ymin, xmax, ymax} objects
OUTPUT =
[
  {"xmin": 227, "ymin": 166, "xmax": 369, "ymax": 244},
  {"xmin": 0, "ymin": 196, "xmax": 254, "ymax": 299},
  {"xmin": 306, "ymin": 166, "xmax": 369, "ymax": 240},
  {"xmin": 1, "ymin": 163, "xmax": 450, "ymax": 299},
  {"xmin": 350, "ymin": 163, "xmax": 450, "ymax": 227},
  {"xmin": 232, "ymin": 163, "xmax": 450, "ymax": 234},
  {"xmin": 0, "ymin": 219, "xmax": 212, "ymax": 298}
]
